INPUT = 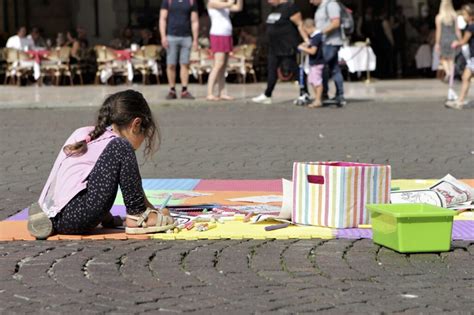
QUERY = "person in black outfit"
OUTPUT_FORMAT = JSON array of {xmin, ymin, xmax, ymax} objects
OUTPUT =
[
  {"xmin": 356, "ymin": 6, "xmax": 376, "ymax": 43},
  {"xmin": 252, "ymin": 0, "xmax": 308, "ymax": 104},
  {"xmin": 373, "ymin": 9, "xmax": 395, "ymax": 78},
  {"xmin": 392, "ymin": 6, "xmax": 407, "ymax": 77}
]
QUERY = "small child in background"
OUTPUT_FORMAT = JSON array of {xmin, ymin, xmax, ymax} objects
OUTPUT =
[
  {"xmin": 449, "ymin": 4, "xmax": 474, "ymax": 109},
  {"xmin": 298, "ymin": 19, "xmax": 324, "ymax": 108}
]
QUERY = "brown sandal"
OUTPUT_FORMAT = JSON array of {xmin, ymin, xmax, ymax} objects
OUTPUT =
[{"xmin": 125, "ymin": 208, "xmax": 176, "ymax": 234}]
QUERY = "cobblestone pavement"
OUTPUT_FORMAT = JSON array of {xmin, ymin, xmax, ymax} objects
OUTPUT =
[{"xmin": 0, "ymin": 81, "xmax": 473, "ymax": 313}]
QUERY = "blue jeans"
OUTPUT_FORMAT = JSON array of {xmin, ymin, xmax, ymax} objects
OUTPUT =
[{"xmin": 322, "ymin": 45, "xmax": 344, "ymax": 97}]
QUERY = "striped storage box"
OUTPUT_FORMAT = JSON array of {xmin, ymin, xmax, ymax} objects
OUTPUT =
[{"xmin": 292, "ymin": 162, "xmax": 391, "ymax": 228}]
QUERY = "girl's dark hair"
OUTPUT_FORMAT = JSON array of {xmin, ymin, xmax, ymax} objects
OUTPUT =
[{"xmin": 64, "ymin": 90, "xmax": 160, "ymax": 158}]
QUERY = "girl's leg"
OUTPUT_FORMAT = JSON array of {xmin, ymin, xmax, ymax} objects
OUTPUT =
[
  {"xmin": 309, "ymin": 85, "xmax": 323, "ymax": 108},
  {"xmin": 446, "ymin": 59, "xmax": 454, "ymax": 77},
  {"xmin": 207, "ymin": 52, "xmax": 226, "ymax": 100},
  {"xmin": 315, "ymin": 85, "xmax": 323, "ymax": 104},
  {"xmin": 458, "ymin": 68, "xmax": 472, "ymax": 103},
  {"xmin": 217, "ymin": 53, "xmax": 232, "ymax": 99},
  {"xmin": 52, "ymin": 137, "xmax": 146, "ymax": 234},
  {"xmin": 440, "ymin": 58, "xmax": 449, "ymax": 80},
  {"xmin": 308, "ymin": 65, "xmax": 323, "ymax": 108}
]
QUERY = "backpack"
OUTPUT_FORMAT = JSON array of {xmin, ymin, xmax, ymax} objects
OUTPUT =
[{"xmin": 325, "ymin": 0, "xmax": 354, "ymax": 39}]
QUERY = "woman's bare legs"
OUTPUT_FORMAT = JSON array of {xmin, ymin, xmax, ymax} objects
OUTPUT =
[
  {"xmin": 207, "ymin": 52, "xmax": 226, "ymax": 100},
  {"xmin": 218, "ymin": 53, "xmax": 234, "ymax": 100},
  {"xmin": 440, "ymin": 58, "xmax": 454, "ymax": 81}
]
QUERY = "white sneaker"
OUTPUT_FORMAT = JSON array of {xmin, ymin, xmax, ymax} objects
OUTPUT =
[{"xmin": 252, "ymin": 94, "xmax": 272, "ymax": 104}]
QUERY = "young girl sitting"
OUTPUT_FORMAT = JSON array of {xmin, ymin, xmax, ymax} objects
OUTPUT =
[{"xmin": 28, "ymin": 90, "xmax": 175, "ymax": 239}]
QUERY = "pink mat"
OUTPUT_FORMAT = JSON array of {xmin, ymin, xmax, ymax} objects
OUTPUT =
[{"xmin": 194, "ymin": 179, "xmax": 282, "ymax": 192}]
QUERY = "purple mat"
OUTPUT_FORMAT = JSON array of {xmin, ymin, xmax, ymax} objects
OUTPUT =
[
  {"xmin": 452, "ymin": 220, "xmax": 474, "ymax": 240},
  {"xmin": 336, "ymin": 220, "xmax": 474, "ymax": 241},
  {"xmin": 7, "ymin": 205, "xmax": 127, "ymax": 221}
]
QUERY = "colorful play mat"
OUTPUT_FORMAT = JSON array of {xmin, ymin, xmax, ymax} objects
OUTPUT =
[{"xmin": 1, "ymin": 179, "xmax": 473, "ymax": 241}]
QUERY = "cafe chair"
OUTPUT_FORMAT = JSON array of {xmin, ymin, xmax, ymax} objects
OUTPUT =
[
  {"xmin": 94, "ymin": 45, "xmax": 129, "ymax": 85},
  {"xmin": 4, "ymin": 48, "xmax": 34, "ymax": 86},
  {"xmin": 132, "ymin": 45, "xmax": 162, "ymax": 84},
  {"xmin": 227, "ymin": 44, "xmax": 257, "ymax": 83}
]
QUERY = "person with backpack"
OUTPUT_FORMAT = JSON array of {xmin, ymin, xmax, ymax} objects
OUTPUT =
[
  {"xmin": 311, "ymin": 0, "xmax": 347, "ymax": 107},
  {"xmin": 159, "ymin": 0, "xmax": 199, "ymax": 100}
]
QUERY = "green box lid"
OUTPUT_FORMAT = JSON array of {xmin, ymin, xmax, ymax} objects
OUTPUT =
[{"xmin": 366, "ymin": 203, "xmax": 457, "ymax": 218}]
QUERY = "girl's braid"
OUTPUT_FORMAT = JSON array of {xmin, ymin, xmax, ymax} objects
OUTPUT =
[{"xmin": 88, "ymin": 97, "xmax": 113, "ymax": 141}]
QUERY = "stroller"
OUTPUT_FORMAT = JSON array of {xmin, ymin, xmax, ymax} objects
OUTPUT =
[{"xmin": 293, "ymin": 51, "xmax": 312, "ymax": 106}]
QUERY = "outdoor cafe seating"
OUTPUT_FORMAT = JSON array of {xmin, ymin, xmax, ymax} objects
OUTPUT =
[
  {"xmin": 3, "ymin": 48, "xmax": 34, "ymax": 85},
  {"xmin": 131, "ymin": 44, "xmax": 163, "ymax": 85},
  {"xmin": 189, "ymin": 45, "xmax": 257, "ymax": 84},
  {"xmin": 3, "ymin": 46, "xmax": 84, "ymax": 86},
  {"xmin": 227, "ymin": 44, "xmax": 257, "ymax": 83},
  {"xmin": 0, "ymin": 43, "xmax": 258, "ymax": 86}
]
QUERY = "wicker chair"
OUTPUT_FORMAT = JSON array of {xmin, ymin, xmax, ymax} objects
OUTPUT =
[
  {"xmin": 189, "ymin": 48, "xmax": 212, "ymax": 84},
  {"xmin": 94, "ymin": 45, "xmax": 129, "ymax": 85},
  {"xmin": 40, "ymin": 46, "xmax": 76, "ymax": 85},
  {"xmin": 3, "ymin": 48, "xmax": 34, "ymax": 85},
  {"xmin": 70, "ymin": 49, "xmax": 86, "ymax": 85},
  {"xmin": 227, "ymin": 44, "xmax": 257, "ymax": 83},
  {"xmin": 132, "ymin": 45, "xmax": 162, "ymax": 84}
]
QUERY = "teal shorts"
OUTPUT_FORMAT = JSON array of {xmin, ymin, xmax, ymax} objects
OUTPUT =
[{"xmin": 166, "ymin": 35, "xmax": 192, "ymax": 65}]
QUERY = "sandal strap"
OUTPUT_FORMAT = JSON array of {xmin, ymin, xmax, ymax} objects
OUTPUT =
[
  {"xmin": 137, "ymin": 208, "xmax": 155, "ymax": 227},
  {"xmin": 126, "ymin": 209, "xmax": 175, "ymax": 228},
  {"xmin": 126, "ymin": 208, "xmax": 156, "ymax": 228}
]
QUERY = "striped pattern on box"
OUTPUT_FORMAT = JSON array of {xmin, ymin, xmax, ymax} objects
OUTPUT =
[{"xmin": 292, "ymin": 162, "xmax": 391, "ymax": 228}]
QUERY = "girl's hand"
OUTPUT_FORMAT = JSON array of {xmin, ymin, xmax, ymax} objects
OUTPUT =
[{"xmin": 435, "ymin": 43, "xmax": 440, "ymax": 53}]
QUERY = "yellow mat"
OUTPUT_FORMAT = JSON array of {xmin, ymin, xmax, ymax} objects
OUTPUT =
[{"xmin": 150, "ymin": 220, "xmax": 335, "ymax": 240}]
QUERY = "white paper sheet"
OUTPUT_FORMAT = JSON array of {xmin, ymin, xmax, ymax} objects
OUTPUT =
[
  {"xmin": 227, "ymin": 195, "xmax": 283, "ymax": 203},
  {"xmin": 391, "ymin": 174, "xmax": 474, "ymax": 210},
  {"xmin": 228, "ymin": 205, "xmax": 281, "ymax": 214}
]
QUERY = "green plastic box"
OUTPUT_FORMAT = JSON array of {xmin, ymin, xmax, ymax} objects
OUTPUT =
[{"xmin": 366, "ymin": 203, "xmax": 456, "ymax": 253}]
